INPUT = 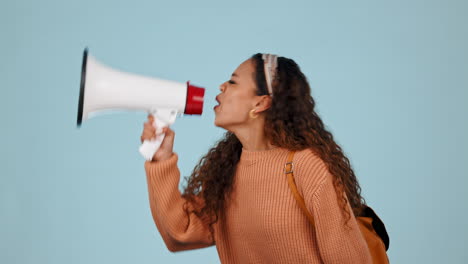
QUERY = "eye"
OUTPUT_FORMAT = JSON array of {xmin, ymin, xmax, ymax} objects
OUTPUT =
[{"xmin": 228, "ymin": 80, "xmax": 236, "ymax": 84}]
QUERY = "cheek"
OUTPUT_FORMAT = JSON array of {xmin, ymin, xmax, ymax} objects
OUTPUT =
[
  {"xmin": 217, "ymin": 97, "xmax": 251, "ymax": 120},
  {"xmin": 225, "ymin": 96, "xmax": 251, "ymax": 114}
]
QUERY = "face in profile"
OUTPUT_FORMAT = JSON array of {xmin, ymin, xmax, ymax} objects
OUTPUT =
[{"xmin": 214, "ymin": 59, "xmax": 260, "ymax": 131}]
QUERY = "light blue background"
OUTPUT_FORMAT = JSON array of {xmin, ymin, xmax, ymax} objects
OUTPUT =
[{"xmin": 1, "ymin": 0, "xmax": 467, "ymax": 263}]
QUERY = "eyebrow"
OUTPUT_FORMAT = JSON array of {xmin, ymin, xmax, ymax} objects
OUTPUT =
[{"xmin": 231, "ymin": 73, "xmax": 238, "ymax": 77}]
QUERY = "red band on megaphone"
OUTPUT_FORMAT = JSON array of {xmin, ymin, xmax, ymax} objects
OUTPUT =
[{"xmin": 185, "ymin": 82, "xmax": 205, "ymax": 115}]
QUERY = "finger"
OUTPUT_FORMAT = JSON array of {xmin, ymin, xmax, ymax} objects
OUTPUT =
[
  {"xmin": 163, "ymin": 128, "xmax": 175, "ymax": 140},
  {"xmin": 159, "ymin": 127, "xmax": 168, "ymax": 136},
  {"xmin": 141, "ymin": 135, "xmax": 152, "ymax": 143},
  {"xmin": 141, "ymin": 134, "xmax": 153, "ymax": 142},
  {"xmin": 165, "ymin": 127, "xmax": 174, "ymax": 136},
  {"xmin": 142, "ymin": 131, "xmax": 156, "ymax": 140},
  {"xmin": 144, "ymin": 123, "xmax": 156, "ymax": 132},
  {"xmin": 145, "ymin": 119, "xmax": 155, "ymax": 127},
  {"xmin": 147, "ymin": 130, "xmax": 157, "ymax": 138}
]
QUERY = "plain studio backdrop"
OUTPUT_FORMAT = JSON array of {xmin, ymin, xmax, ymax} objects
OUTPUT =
[{"xmin": 1, "ymin": 0, "xmax": 467, "ymax": 263}]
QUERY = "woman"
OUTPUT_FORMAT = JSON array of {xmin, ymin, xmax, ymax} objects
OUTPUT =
[{"xmin": 141, "ymin": 53, "xmax": 372, "ymax": 263}]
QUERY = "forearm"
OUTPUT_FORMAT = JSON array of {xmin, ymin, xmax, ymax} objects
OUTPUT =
[{"xmin": 145, "ymin": 153, "xmax": 214, "ymax": 251}]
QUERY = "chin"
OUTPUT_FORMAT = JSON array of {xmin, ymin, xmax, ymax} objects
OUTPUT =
[
  {"xmin": 214, "ymin": 120, "xmax": 223, "ymax": 129},
  {"xmin": 214, "ymin": 118, "xmax": 221, "ymax": 128},
  {"xmin": 214, "ymin": 118, "xmax": 227, "ymax": 130}
]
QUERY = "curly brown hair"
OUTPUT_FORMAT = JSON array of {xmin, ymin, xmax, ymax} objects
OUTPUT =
[{"xmin": 182, "ymin": 53, "xmax": 367, "ymax": 236}]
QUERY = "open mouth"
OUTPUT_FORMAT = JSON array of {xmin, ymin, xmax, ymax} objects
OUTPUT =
[{"xmin": 214, "ymin": 96, "xmax": 221, "ymax": 111}]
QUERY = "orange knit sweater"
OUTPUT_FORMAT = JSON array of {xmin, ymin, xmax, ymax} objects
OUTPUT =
[{"xmin": 144, "ymin": 147, "xmax": 372, "ymax": 263}]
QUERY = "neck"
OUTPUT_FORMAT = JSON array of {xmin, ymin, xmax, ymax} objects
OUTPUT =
[{"xmin": 231, "ymin": 118, "xmax": 275, "ymax": 151}]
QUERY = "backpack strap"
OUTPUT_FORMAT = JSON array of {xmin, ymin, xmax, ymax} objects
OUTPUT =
[
  {"xmin": 285, "ymin": 151, "xmax": 316, "ymax": 226},
  {"xmin": 285, "ymin": 151, "xmax": 390, "ymax": 251}
]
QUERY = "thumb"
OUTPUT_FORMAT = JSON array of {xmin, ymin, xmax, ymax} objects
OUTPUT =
[{"xmin": 163, "ymin": 127, "xmax": 175, "ymax": 138}]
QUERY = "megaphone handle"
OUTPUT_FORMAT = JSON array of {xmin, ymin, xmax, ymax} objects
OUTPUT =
[
  {"xmin": 139, "ymin": 116, "xmax": 168, "ymax": 161},
  {"xmin": 139, "ymin": 111, "xmax": 176, "ymax": 161}
]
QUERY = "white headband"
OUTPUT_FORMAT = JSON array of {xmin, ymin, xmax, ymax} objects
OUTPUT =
[{"xmin": 262, "ymin": 53, "xmax": 278, "ymax": 97}]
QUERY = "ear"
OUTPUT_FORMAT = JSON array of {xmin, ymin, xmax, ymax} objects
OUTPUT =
[{"xmin": 254, "ymin": 95, "xmax": 272, "ymax": 113}]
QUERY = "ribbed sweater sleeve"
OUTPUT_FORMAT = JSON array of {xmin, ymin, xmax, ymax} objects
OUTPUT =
[
  {"xmin": 296, "ymin": 150, "xmax": 372, "ymax": 264},
  {"xmin": 144, "ymin": 153, "xmax": 214, "ymax": 252},
  {"xmin": 310, "ymin": 175, "xmax": 372, "ymax": 263}
]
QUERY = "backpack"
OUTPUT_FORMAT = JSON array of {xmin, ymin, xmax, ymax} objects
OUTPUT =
[{"xmin": 284, "ymin": 151, "xmax": 390, "ymax": 263}]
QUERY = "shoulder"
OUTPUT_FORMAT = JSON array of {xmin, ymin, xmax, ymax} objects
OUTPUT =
[
  {"xmin": 293, "ymin": 148, "xmax": 329, "ymax": 178},
  {"xmin": 292, "ymin": 148, "xmax": 332, "ymax": 197}
]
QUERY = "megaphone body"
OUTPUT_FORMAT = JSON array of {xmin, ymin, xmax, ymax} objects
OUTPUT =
[{"xmin": 77, "ymin": 48, "xmax": 205, "ymax": 160}]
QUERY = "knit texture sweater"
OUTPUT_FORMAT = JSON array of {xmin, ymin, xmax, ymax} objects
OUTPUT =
[{"xmin": 144, "ymin": 147, "xmax": 372, "ymax": 263}]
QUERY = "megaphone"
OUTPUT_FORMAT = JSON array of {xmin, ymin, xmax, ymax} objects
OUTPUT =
[{"xmin": 77, "ymin": 48, "xmax": 205, "ymax": 160}]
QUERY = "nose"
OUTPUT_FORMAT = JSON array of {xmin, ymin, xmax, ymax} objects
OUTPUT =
[{"xmin": 219, "ymin": 82, "xmax": 226, "ymax": 92}]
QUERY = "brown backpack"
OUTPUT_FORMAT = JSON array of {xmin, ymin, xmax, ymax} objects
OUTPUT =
[{"xmin": 284, "ymin": 151, "xmax": 390, "ymax": 263}]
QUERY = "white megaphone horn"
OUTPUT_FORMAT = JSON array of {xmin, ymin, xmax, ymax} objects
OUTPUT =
[{"xmin": 76, "ymin": 48, "xmax": 205, "ymax": 160}]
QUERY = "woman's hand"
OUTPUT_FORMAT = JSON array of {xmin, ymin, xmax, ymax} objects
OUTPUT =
[{"xmin": 140, "ymin": 114, "xmax": 175, "ymax": 161}]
